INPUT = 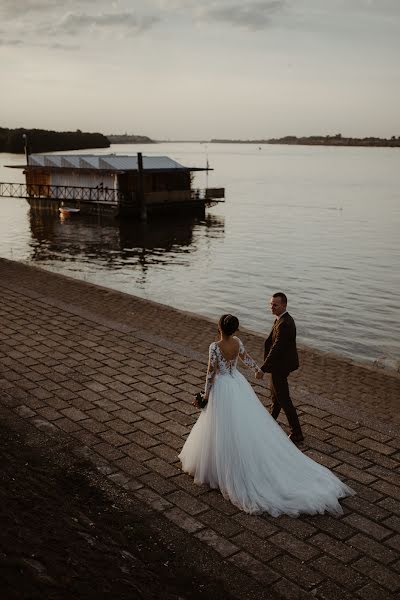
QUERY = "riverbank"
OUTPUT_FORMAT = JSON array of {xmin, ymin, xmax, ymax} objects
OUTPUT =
[{"xmin": 1, "ymin": 257, "xmax": 400, "ymax": 599}]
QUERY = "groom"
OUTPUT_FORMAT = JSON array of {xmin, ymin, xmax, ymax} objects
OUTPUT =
[{"xmin": 256, "ymin": 292, "xmax": 304, "ymax": 443}]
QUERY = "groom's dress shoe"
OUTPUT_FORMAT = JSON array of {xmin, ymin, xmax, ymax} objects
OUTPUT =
[{"xmin": 289, "ymin": 433, "xmax": 304, "ymax": 444}]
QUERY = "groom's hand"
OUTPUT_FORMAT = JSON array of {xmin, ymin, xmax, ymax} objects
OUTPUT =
[{"xmin": 255, "ymin": 370, "xmax": 264, "ymax": 380}]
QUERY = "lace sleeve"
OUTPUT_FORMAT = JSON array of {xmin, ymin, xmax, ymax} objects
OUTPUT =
[
  {"xmin": 238, "ymin": 338, "xmax": 261, "ymax": 371},
  {"xmin": 204, "ymin": 343, "xmax": 218, "ymax": 396}
]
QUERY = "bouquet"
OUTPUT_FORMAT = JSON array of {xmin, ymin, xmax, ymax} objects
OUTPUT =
[{"xmin": 193, "ymin": 391, "xmax": 208, "ymax": 409}]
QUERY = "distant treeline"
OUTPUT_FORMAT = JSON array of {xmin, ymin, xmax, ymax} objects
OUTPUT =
[
  {"xmin": 0, "ymin": 128, "xmax": 110, "ymax": 154},
  {"xmin": 211, "ymin": 134, "xmax": 400, "ymax": 147},
  {"xmin": 107, "ymin": 134, "xmax": 154, "ymax": 144}
]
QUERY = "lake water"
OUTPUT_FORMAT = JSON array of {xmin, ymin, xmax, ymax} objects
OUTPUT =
[{"xmin": 0, "ymin": 143, "xmax": 399, "ymax": 369}]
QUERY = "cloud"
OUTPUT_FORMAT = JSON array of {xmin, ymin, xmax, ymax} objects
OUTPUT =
[
  {"xmin": 196, "ymin": 0, "xmax": 286, "ymax": 30},
  {"xmin": 54, "ymin": 11, "xmax": 160, "ymax": 36}
]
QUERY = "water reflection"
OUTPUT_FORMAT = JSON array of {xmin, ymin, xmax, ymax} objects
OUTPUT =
[{"xmin": 28, "ymin": 209, "xmax": 225, "ymax": 272}]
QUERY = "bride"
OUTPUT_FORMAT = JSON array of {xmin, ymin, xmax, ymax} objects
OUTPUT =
[{"xmin": 179, "ymin": 314, "xmax": 354, "ymax": 516}]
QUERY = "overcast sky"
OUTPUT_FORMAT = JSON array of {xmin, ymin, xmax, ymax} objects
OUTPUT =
[{"xmin": 1, "ymin": 0, "xmax": 399, "ymax": 139}]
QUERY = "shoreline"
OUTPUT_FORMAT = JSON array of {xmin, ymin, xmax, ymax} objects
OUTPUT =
[
  {"xmin": 1, "ymin": 257, "xmax": 399, "ymax": 429},
  {"xmin": 6, "ymin": 257, "xmax": 399, "ymax": 377}
]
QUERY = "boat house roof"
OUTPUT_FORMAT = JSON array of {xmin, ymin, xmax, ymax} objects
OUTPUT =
[{"xmin": 10, "ymin": 154, "xmax": 209, "ymax": 173}]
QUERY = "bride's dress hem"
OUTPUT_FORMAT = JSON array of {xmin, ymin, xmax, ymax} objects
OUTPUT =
[{"xmin": 179, "ymin": 464, "xmax": 354, "ymax": 518}]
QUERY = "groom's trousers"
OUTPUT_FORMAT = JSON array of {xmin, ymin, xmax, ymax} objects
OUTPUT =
[{"xmin": 269, "ymin": 371, "xmax": 302, "ymax": 436}]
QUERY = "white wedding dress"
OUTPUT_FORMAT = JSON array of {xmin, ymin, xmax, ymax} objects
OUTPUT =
[{"xmin": 179, "ymin": 338, "xmax": 354, "ymax": 516}]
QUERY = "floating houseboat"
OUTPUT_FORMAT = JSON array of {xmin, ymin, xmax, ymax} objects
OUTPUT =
[{"xmin": 3, "ymin": 153, "xmax": 224, "ymax": 219}]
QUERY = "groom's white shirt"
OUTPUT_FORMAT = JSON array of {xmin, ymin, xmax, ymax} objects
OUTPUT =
[{"xmin": 275, "ymin": 310, "xmax": 287, "ymax": 321}]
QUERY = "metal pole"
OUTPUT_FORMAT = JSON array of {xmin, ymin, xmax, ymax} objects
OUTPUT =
[
  {"xmin": 22, "ymin": 133, "xmax": 30, "ymax": 166},
  {"xmin": 137, "ymin": 152, "xmax": 147, "ymax": 222}
]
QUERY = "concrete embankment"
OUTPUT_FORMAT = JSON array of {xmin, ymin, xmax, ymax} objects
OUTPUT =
[{"xmin": 1, "ymin": 257, "xmax": 400, "ymax": 599}]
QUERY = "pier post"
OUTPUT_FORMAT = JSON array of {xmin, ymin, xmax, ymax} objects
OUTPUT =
[
  {"xmin": 22, "ymin": 133, "xmax": 30, "ymax": 166},
  {"xmin": 137, "ymin": 152, "xmax": 147, "ymax": 222}
]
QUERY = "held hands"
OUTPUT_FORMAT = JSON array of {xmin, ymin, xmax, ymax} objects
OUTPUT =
[{"xmin": 255, "ymin": 370, "xmax": 264, "ymax": 380}]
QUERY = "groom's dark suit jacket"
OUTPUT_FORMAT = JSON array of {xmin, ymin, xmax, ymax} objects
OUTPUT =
[{"xmin": 261, "ymin": 312, "xmax": 299, "ymax": 374}]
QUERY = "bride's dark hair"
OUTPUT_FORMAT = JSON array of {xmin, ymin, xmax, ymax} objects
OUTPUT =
[{"xmin": 218, "ymin": 314, "xmax": 239, "ymax": 336}]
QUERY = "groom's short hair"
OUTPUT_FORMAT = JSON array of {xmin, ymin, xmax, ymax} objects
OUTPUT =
[{"xmin": 273, "ymin": 292, "xmax": 287, "ymax": 305}]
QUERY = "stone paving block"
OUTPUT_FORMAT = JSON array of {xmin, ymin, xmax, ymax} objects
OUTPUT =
[
  {"xmin": 356, "ymin": 427, "xmax": 393, "ymax": 444},
  {"xmin": 70, "ymin": 398, "xmax": 96, "ymax": 412},
  {"xmin": 228, "ymin": 551, "xmax": 281, "ymax": 585},
  {"xmin": 356, "ymin": 582, "xmax": 394, "ymax": 600},
  {"xmin": 384, "ymin": 515, "xmax": 400, "ymax": 534},
  {"xmin": 115, "ymin": 456, "xmax": 149, "ymax": 477},
  {"xmin": 377, "ymin": 497, "xmax": 400, "ymax": 516},
  {"xmin": 194, "ymin": 529, "xmax": 239, "ymax": 558},
  {"xmin": 80, "ymin": 418, "xmax": 108, "ymax": 434},
  {"xmin": 358, "ymin": 437, "xmax": 397, "ymax": 456},
  {"xmin": 136, "ymin": 408, "xmax": 168, "ymax": 424},
  {"xmin": 99, "ymin": 430, "xmax": 129, "ymax": 448},
  {"xmin": 111, "ymin": 408, "xmax": 142, "ymax": 424},
  {"xmin": 60, "ymin": 407, "xmax": 87, "ymax": 422},
  {"xmin": 334, "ymin": 463, "xmax": 377, "ymax": 485},
  {"xmin": 167, "ymin": 490, "xmax": 209, "ymax": 516},
  {"xmin": 145, "ymin": 399, "xmax": 171, "ymax": 415},
  {"xmin": 372, "ymin": 480, "xmax": 400, "ymax": 501},
  {"xmin": 56, "ymin": 417, "xmax": 82, "ymax": 433},
  {"xmin": 304, "ymin": 515, "xmax": 355, "ymax": 541},
  {"xmin": 342, "ymin": 495, "xmax": 390, "ymax": 522},
  {"xmin": 302, "ymin": 424, "xmax": 332, "ymax": 441},
  {"xmin": 367, "ymin": 464, "xmax": 400, "ymax": 487},
  {"xmin": 360, "ymin": 449, "xmax": 400, "ymax": 470},
  {"xmin": 303, "ymin": 436, "xmax": 336, "ymax": 455},
  {"xmin": 303, "ymin": 450, "xmax": 341, "ymax": 470},
  {"xmin": 163, "ymin": 410, "xmax": 196, "ymax": 427},
  {"xmin": 332, "ymin": 449, "xmax": 372, "ymax": 470},
  {"xmin": 15, "ymin": 405, "xmax": 36, "ymax": 418},
  {"xmin": 156, "ymin": 430, "xmax": 184, "ymax": 450},
  {"xmin": 270, "ymin": 554, "xmax": 324, "ymax": 589},
  {"xmin": 71, "ymin": 430, "xmax": 100, "ymax": 447},
  {"xmin": 126, "ymin": 429, "xmax": 158, "ymax": 448},
  {"xmin": 299, "ymin": 405, "xmax": 331, "ymax": 420},
  {"xmin": 94, "ymin": 442, "xmax": 125, "ymax": 461},
  {"xmin": 161, "ymin": 420, "xmax": 189, "ymax": 437},
  {"xmin": 24, "ymin": 396, "xmax": 46, "ymax": 410},
  {"xmin": 348, "ymin": 533, "xmax": 398, "ymax": 563},
  {"xmin": 328, "ymin": 436, "xmax": 364, "ymax": 454},
  {"xmin": 123, "ymin": 441, "xmax": 153, "ymax": 462},
  {"xmin": 230, "ymin": 513, "xmax": 277, "ymax": 539},
  {"xmin": 106, "ymin": 418, "xmax": 135, "ymax": 435},
  {"xmin": 170, "ymin": 474, "xmax": 209, "ymax": 497},
  {"xmin": 231, "ymin": 530, "xmax": 282, "ymax": 562},
  {"xmin": 30, "ymin": 387, "xmax": 54, "ymax": 401},
  {"xmin": 139, "ymin": 472, "xmax": 177, "ymax": 496},
  {"xmin": 312, "ymin": 555, "xmax": 366, "ymax": 590},
  {"xmin": 202, "ymin": 490, "xmax": 240, "ymax": 516},
  {"xmin": 345, "ymin": 479, "xmax": 384, "ymax": 503},
  {"xmin": 342, "ymin": 513, "xmax": 392, "ymax": 541},
  {"xmin": 134, "ymin": 486, "xmax": 173, "ymax": 512},
  {"xmin": 168, "ymin": 399, "xmax": 198, "ymax": 416},
  {"xmin": 36, "ymin": 407, "xmax": 62, "ymax": 421},
  {"xmin": 164, "ymin": 507, "xmax": 205, "ymax": 533},
  {"xmin": 353, "ymin": 556, "xmax": 400, "ymax": 591},
  {"xmin": 313, "ymin": 580, "xmax": 356, "ymax": 600},
  {"xmin": 197, "ymin": 509, "xmax": 243, "ymax": 538},
  {"xmin": 149, "ymin": 443, "xmax": 178, "ymax": 464},
  {"xmin": 119, "ymin": 398, "xmax": 144, "ymax": 413},
  {"xmin": 309, "ymin": 532, "xmax": 360, "ymax": 563},
  {"xmin": 386, "ymin": 534, "xmax": 400, "ymax": 552},
  {"xmin": 270, "ymin": 531, "xmax": 320, "ymax": 561},
  {"xmin": 146, "ymin": 457, "xmax": 180, "ymax": 478}
]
